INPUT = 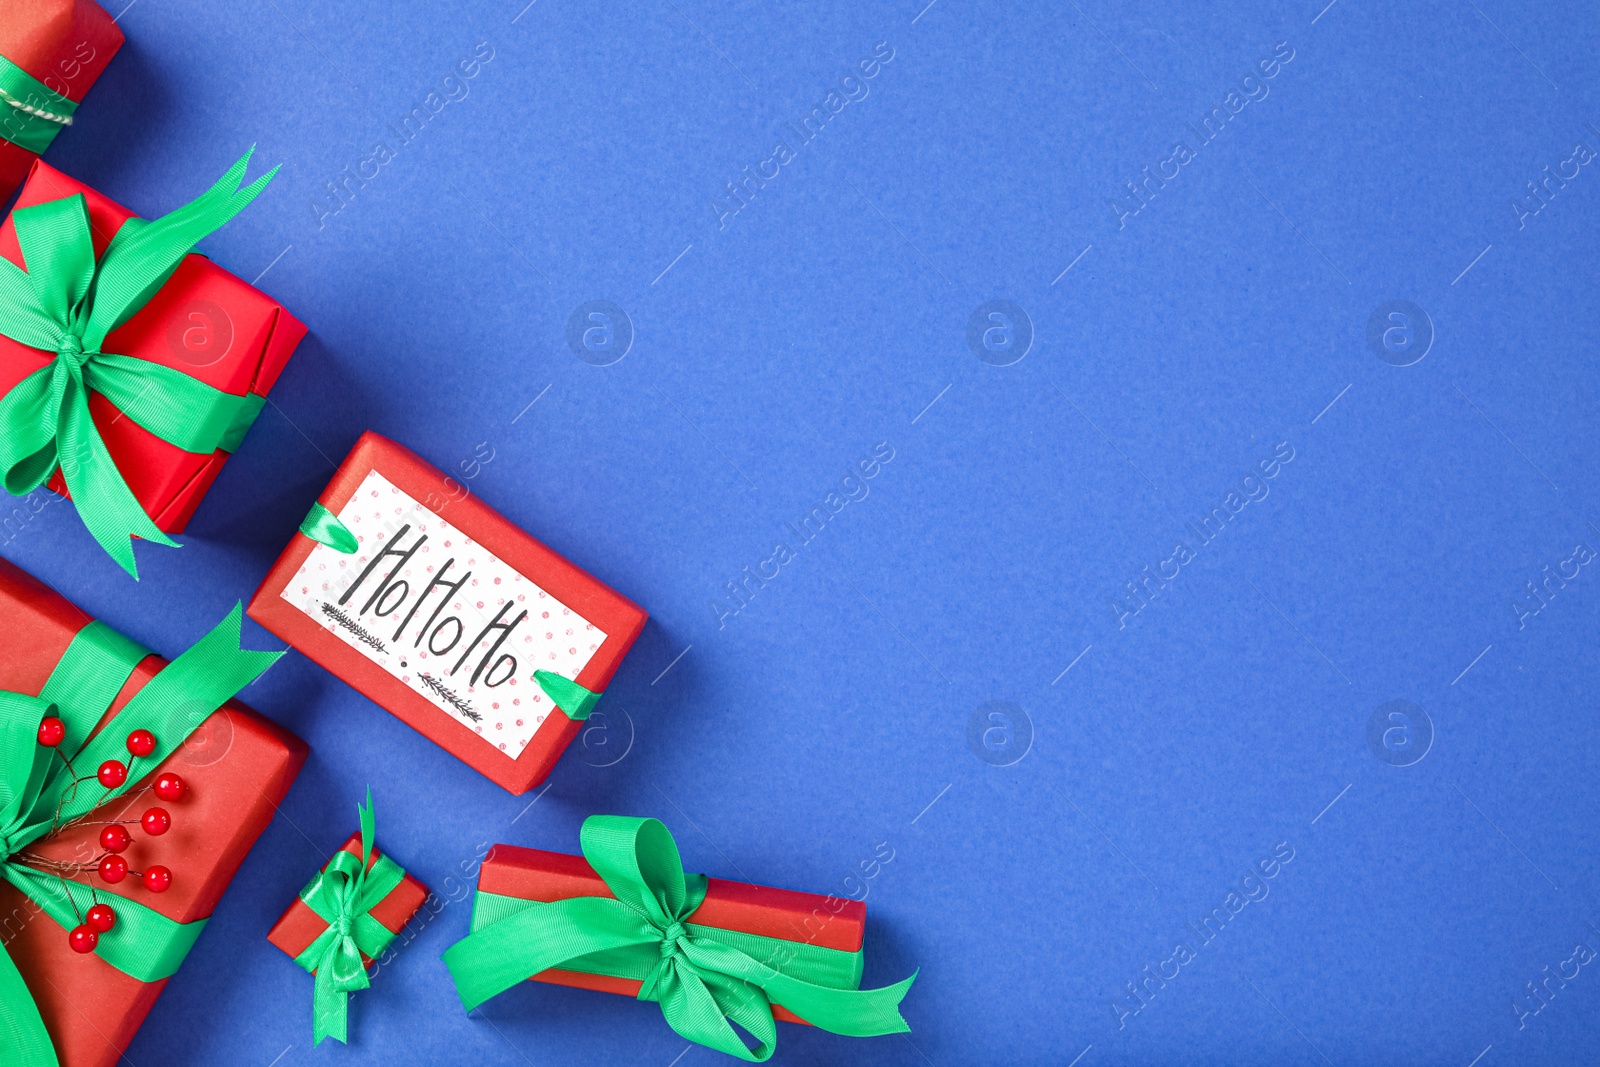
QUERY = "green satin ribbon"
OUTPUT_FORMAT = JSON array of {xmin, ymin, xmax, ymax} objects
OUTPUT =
[
  {"xmin": 0, "ymin": 56, "xmax": 77, "ymax": 155},
  {"xmin": 441, "ymin": 815, "xmax": 916, "ymax": 1062},
  {"xmin": 0, "ymin": 149, "xmax": 278, "ymax": 578},
  {"xmin": 0, "ymin": 604, "xmax": 283, "ymax": 1067},
  {"xmin": 290, "ymin": 789, "xmax": 406, "ymax": 1045},
  {"xmin": 534, "ymin": 670, "xmax": 600, "ymax": 721},
  {"xmin": 299, "ymin": 501, "xmax": 358, "ymax": 554}
]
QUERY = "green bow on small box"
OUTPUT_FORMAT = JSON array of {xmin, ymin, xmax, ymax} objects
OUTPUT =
[{"xmin": 291, "ymin": 789, "xmax": 406, "ymax": 1045}]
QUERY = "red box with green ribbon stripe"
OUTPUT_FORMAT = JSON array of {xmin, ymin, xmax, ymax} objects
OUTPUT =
[
  {"xmin": 0, "ymin": 154, "xmax": 306, "ymax": 575},
  {"xmin": 266, "ymin": 816, "xmax": 429, "ymax": 1046},
  {"xmin": 266, "ymin": 831, "xmax": 429, "ymax": 971},
  {"xmin": 472, "ymin": 840, "xmax": 870, "ymax": 1025},
  {"xmin": 443, "ymin": 817, "xmax": 915, "ymax": 1061},
  {"xmin": 0, "ymin": 557, "xmax": 307, "ymax": 1067},
  {"xmin": 0, "ymin": 1, "xmax": 123, "ymax": 204},
  {"xmin": 248, "ymin": 431, "xmax": 648, "ymax": 795}
]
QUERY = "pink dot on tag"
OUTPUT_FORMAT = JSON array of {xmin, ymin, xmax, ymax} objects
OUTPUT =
[
  {"xmin": 516, "ymin": 719, "xmax": 523, "ymax": 726},
  {"xmin": 498, "ymin": 743, "xmax": 506, "ymax": 750},
  {"xmin": 545, "ymin": 633, "xmax": 552, "ymax": 640},
  {"xmin": 542, "ymin": 612, "xmax": 549, "ymax": 619},
  {"xmin": 494, "ymin": 577, "xmax": 501, "ymax": 584},
  {"xmin": 477, "ymin": 602, "xmax": 484, "ymax": 609}
]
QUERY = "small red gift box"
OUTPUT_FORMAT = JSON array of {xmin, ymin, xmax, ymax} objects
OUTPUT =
[
  {"xmin": 266, "ymin": 831, "xmax": 430, "ymax": 966},
  {"xmin": 248, "ymin": 432, "xmax": 648, "ymax": 794},
  {"xmin": 0, "ymin": 1, "xmax": 123, "ymax": 203},
  {"xmin": 0, "ymin": 557, "xmax": 308, "ymax": 1067},
  {"xmin": 477, "ymin": 843, "xmax": 866, "ymax": 1025},
  {"xmin": 0, "ymin": 159, "xmax": 306, "ymax": 534}
]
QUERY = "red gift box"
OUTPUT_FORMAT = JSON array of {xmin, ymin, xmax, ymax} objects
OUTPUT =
[
  {"xmin": 0, "ymin": 159, "xmax": 306, "ymax": 534},
  {"xmin": 0, "ymin": 557, "xmax": 308, "ymax": 1067},
  {"xmin": 476, "ymin": 843, "xmax": 867, "ymax": 1025},
  {"xmin": 266, "ymin": 831, "xmax": 430, "ymax": 966},
  {"xmin": 0, "ymin": 1, "xmax": 122, "ymax": 203},
  {"xmin": 248, "ymin": 431, "xmax": 648, "ymax": 795}
]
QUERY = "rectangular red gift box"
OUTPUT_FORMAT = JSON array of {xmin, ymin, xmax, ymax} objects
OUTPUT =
[
  {"xmin": 266, "ymin": 831, "xmax": 430, "ymax": 966},
  {"xmin": 0, "ymin": 159, "xmax": 307, "ymax": 534},
  {"xmin": 0, "ymin": 557, "xmax": 308, "ymax": 1067},
  {"xmin": 248, "ymin": 431, "xmax": 648, "ymax": 795},
  {"xmin": 478, "ymin": 843, "xmax": 867, "ymax": 1025},
  {"xmin": 0, "ymin": 0, "xmax": 123, "ymax": 203}
]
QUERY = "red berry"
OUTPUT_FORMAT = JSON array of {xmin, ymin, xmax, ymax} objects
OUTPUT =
[
  {"xmin": 97, "ymin": 760, "xmax": 127, "ymax": 788},
  {"xmin": 141, "ymin": 808, "xmax": 171, "ymax": 836},
  {"xmin": 98, "ymin": 855, "xmax": 128, "ymax": 883},
  {"xmin": 153, "ymin": 771, "xmax": 186, "ymax": 802},
  {"xmin": 37, "ymin": 716, "xmax": 65, "ymax": 747},
  {"xmin": 99, "ymin": 825, "xmax": 131, "ymax": 853},
  {"xmin": 85, "ymin": 903, "xmax": 116, "ymax": 933},
  {"xmin": 142, "ymin": 866, "xmax": 171, "ymax": 893},
  {"xmin": 68, "ymin": 925, "xmax": 97, "ymax": 953},
  {"xmin": 125, "ymin": 729, "xmax": 155, "ymax": 757}
]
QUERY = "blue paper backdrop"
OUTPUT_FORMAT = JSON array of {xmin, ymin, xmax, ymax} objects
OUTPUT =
[{"xmin": 4, "ymin": 0, "xmax": 1599, "ymax": 1063}]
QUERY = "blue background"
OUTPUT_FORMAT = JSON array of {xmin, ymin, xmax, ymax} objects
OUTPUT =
[{"xmin": 5, "ymin": 0, "xmax": 1599, "ymax": 1063}]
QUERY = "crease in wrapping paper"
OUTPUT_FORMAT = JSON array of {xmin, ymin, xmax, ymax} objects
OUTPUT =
[
  {"xmin": 0, "ymin": 159, "xmax": 307, "ymax": 535},
  {"xmin": 0, "ymin": 558, "xmax": 307, "ymax": 1067}
]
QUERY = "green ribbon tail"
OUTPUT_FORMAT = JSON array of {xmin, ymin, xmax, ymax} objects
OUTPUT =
[
  {"xmin": 533, "ymin": 670, "xmax": 602, "ymax": 720},
  {"xmin": 300, "ymin": 501, "xmax": 358, "ymax": 554},
  {"xmin": 292, "ymin": 790, "xmax": 403, "ymax": 1045},
  {"xmin": 0, "ymin": 946, "xmax": 57, "ymax": 1067},
  {"xmin": 56, "ymin": 370, "xmax": 181, "ymax": 578}
]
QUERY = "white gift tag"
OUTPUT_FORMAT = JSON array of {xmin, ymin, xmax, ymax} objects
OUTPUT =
[{"xmin": 282, "ymin": 471, "xmax": 607, "ymax": 758}]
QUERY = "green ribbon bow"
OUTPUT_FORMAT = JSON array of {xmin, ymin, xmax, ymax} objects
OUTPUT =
[
  {"xmin": 442, "ymin": 815, "xmax": 916, "ymax": 1061},
  {"xmin": 0, "ymin": 56, "xmax": 77, "ymax": 155},
  {"xmin": 0, "ymin": 604, "xmax": 283, "ymax": 1067},
  {"xmin": 291, "ymin": 789, "xmax": 406, "ymax": 1045},
  {"xmin": 0, "ymin": 148, "xmax": 278, "ymax": 578}
]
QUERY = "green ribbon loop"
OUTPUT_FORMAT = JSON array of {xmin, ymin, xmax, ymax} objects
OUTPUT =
[
  {"xmin": 0, "ymin": 148, "xmax": 279, "ymax": 578},
  {"xmin": 0, "ymin": 56, "xmax": 77, "ymax": 155},
  {"xmin": 291, "ymin": 789, "xmax": 406, "ymax": 1045},
  {"xmin": 299, "ymin": 501, "xmax": 358, "ymax": 554},
  {"xmin": 533, "ymin": 670, "xmax": 601, "ymax": 721},
  {"xmin": 0, "ymin": 605, "xmax": 284, "ymax": 1067},
  {"xmin": 441, "ymin": 815, "xmax": 916, "ymax": 1062}
]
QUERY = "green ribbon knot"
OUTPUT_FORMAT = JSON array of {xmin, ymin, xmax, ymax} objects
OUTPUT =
[
  {"xmin": 441, "ymin": 815, "xmax": 916, "ymax": 1062},
  {"xmin": 0, "ymin": 148, "xmax": 279, "ymax": 578},
  {"xmin": 0, "ymin": 605, "xmax": 283, "ymax": 1067},
  {"xmin": 291, "ymin": 789, "xmax": 405, "ymax": 1045}
]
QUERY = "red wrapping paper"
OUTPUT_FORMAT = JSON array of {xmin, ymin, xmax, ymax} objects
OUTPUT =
[
  {"xmin": 0, "ymin": 159, "xmax": 307, "ymax": 533},
  {"xmin": 477, "ymin": 843, "xmax": 868, "ymax": 1026},
  {"xmin": 0, "ymin": 557, "xmax": 308, "ymax": 1067},
  {"xmin": 0, "ymin": 0, "xmax": 122, "ymax": 203},
  {"xmin": 249, "ymin": 432, "xmax": 648, "ymax": 795},
  {"xmin": 266, "ymin": 831, "xmax": 430, "ymax": 966}
]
